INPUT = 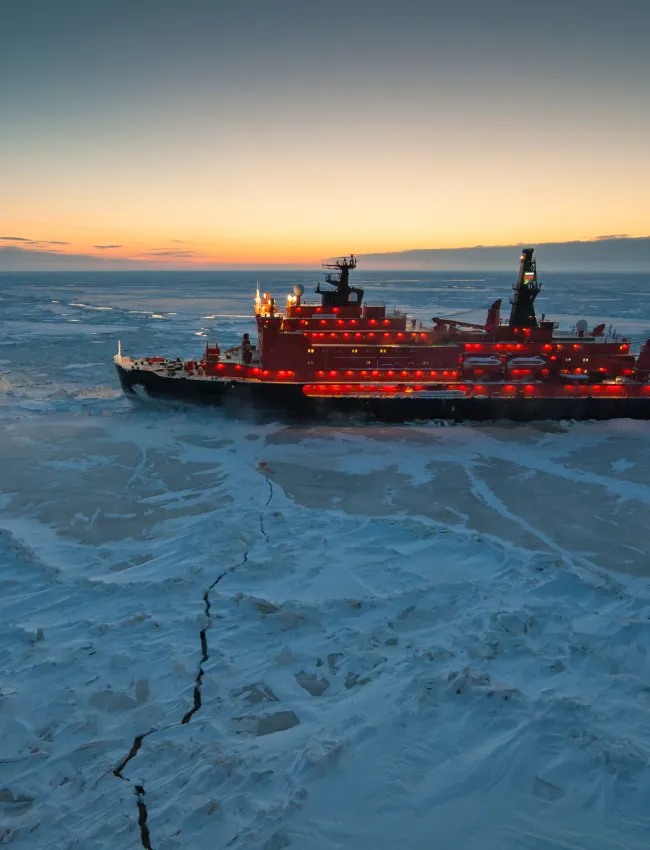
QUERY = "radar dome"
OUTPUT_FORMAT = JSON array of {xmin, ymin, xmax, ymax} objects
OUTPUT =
[
  {"xmin": 293, "ymin": 284, "xmax": 305, "ymax": 297},
  {"xmin": 576, "ymin": 319, "xmax": 588, "ymax": 334}
]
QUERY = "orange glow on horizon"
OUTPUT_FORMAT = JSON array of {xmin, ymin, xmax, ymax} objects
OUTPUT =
[{"xmin": 2, "ymin": 225, "xmax": 650, "ymax": 267}]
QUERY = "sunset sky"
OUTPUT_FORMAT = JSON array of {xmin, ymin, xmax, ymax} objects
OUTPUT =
[{"xmin": 1, "ymin": 0, "xmax": 649, "ymax": 267}]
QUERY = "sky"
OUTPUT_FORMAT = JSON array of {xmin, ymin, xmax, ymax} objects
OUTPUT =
[{"xmin": 1, "ymin": 0, "xmax": 649, "ymax": 268}]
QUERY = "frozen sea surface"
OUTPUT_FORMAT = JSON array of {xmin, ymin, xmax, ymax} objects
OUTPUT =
[{"xmin": 2, "ymin": 270, "xmax": 650, "ymax": 849}]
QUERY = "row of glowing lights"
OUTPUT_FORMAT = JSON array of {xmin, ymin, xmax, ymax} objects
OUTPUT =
[
  {"xmin": 468, "ymin": 342, "xmax": 629, "ymax": 352},
  {"xmin": 296, "ymin": 318, "xmax": 397, "ymax": 327},
  {"xmin": 306, "ymin": 331, "xmax": 424, "ymax": 340},
  {"xmin": 212, "ymin": 364, "xmax": 461, "ymax": 379},
  {"xmin": 302, "ymin": 384, "xmax": 650, "ymax": 395},
  {"xmin": 212, "ymin": 363, "xmax": 640, "ymax": 384},
  {"xmin": 288, "ymin": 328, "xmax": 631, "ymax": 353}
]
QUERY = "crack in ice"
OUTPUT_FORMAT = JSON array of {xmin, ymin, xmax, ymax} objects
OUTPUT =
[
  {"xmin": 182, "ymin": 551, "xmax": 249, "ymax": 725},
  {"xmin": 264, "ymin": 475, "xmax": 274, "ymax": 506},
  {"xmin": 113, "ymin": 731, "xmax": 156, "ymax": 850},
  {"xmin": 110, "ymin": 476, "xmax": 270, "ymax": 842},
  {"xmin": 134, "ymin": 785, "xmax": 153, "ymax": 850}
]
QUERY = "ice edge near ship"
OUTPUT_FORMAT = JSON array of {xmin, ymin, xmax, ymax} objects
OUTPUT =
[{"xmin": 115, "ymin": 250, "xmax": 650, "ymax": 421}]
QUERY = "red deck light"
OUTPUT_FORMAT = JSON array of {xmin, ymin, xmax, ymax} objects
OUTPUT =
[
  {"xmin": 329, "ymin": 370, "xmax": 337, "ymax": 377},
  {"xmin": 346, "ymin": 370, "xmax": 354, "ymax": 376},
  {"xmin": 216, "ymin": 363, "xmax": 224, "ymax": 370},
  {"xmin": 383, "ymin": 332, "xmax": 390, "ymax": 338},
  {"xmin": 387, "ymin": 370, "xmax": 395, "ymax": 377},
  {"xmin": 371, "ymin": 370, "xmax": 379, "ymax": 377},
  {"xmin": 337, "ymin": 319, "xmax": 345, "ymax": 326},
  {"xmin": 370, "ymin": 319, "xmax": 377, "ymax": 325},
  {"xmin": 420, "ymin": 333, "xmax": 427, "ymax": 340},
  {"xmin": 320, "ymin": 319, "xmax": 327, "ymax": 325},
  {"xmin": 397, "ymin": 333, "xmax": 404, "ymax": 339},
  {"xmin": 263, "ymin": 370, "xmax": 270, "ymax": 377},
  {"xmin": 361, "ymin": 370, "xmax": 368, "ymax": 377},
  {"xmin": 354, "ymin": 333, "xmax": 362, "ymax": 339},
  {"xmin": 383, "ymin": 320, "xmax": 390, "ymax": 326},
  {"xmin": 415, "ymin": 370, "xmax": 423, "ymax": 377}
]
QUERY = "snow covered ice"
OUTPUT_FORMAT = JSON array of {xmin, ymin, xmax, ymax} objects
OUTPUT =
[{"xmin": 2, "ymin": 269, "xmax": 650, "ymax": 849}]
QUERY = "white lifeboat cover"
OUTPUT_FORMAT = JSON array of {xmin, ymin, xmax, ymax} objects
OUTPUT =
[
  {"xmin": 463, "ymin": 356, "xmax": 502, "ymax": 367},
  {"xmin": 506, "ymin": 356, "xmax": 547, "ymax": 368}
]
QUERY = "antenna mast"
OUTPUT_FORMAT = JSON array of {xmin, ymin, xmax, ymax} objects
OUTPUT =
[{"xmin": 509, "ymin": 247, "xmax": 541, "ymax": 328}]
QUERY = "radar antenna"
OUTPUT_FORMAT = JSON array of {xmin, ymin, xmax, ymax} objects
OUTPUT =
[{"xmin": 316, "ymin": 254, "xmax": 364, "ymax": 308}]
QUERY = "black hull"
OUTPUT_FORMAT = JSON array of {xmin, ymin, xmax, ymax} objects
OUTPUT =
[{"xmin": 116, "ymin": 364, "xmax": 650, "ymax": 423}]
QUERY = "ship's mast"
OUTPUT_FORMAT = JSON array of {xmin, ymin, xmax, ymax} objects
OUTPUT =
[
  {"xmin": 509, "ymin": 247, "xmax": 540, "ymax": 328},
  {"xmin": 317, "ymin": 254, "xmax": 364, "ymax": 307}
]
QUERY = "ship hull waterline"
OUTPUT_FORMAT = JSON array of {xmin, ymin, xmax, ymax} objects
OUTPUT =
[{"xmin": 116, "ymin": 364, "xmax": 650, "ymax": 422}]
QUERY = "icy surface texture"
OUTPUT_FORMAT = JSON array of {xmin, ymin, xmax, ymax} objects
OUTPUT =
[{"xmin": 2, "ymin": 270, "xmax": 650, "ymax": 849}]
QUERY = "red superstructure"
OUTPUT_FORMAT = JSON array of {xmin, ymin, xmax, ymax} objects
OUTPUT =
[{"xmin": 115, "ymin": 249, "xmax": 650, "ymax": 419}]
